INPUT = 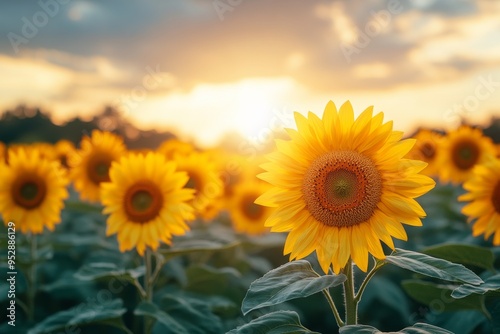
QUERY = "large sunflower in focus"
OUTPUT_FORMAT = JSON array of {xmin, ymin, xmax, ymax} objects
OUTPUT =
[
  {"xmin": 459, "ymin": 157, "xmax": 500, "ymax": 245},
  {"xmin": 70, "ymin": 130, "xmax": 126, "ymax": 202},
  {"xmin": 0, "ymin": 148, "xmax": 68, "ymax": 234},
  {"xmin": 229, "ymin": 180, "xmax": 271, "ymax": 235},
  {"xmin": 256, "ymin": 101, "xmax": 435, "ymax": 274},
  {"xmin": 438, "ymin": 126, "xmax": 496, "ymax": 184},
  {"xmin": 101, "ymin": 152, "xmax": 195, "ymax": 255},
  {"xmin": 173, "ymin": 151, "xmax": 223, "ymax": 216},
  {"xmin": 407, "ymin": 129, "xmax": 442, "ymax": 177}
]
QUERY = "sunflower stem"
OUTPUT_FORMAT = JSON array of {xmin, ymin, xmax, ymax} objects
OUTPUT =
[
  {"xmin": 354, "ymin": 259, "xmax": 385, "ymax": 303},
  {"xmin": 27, "ymin": 233, "xmax": 37, "ymax": 322},
  {"xmin": 150, "ymin": 253, "xmax": 164, "ymax": 285},
  {"xmin": 343, "ymin": 258, "xmax": 357, "ymax": 325},
  {"xmin": 322, "ymin": 289, "xmax": 344, "ymax": 328},
  {"xmin": 143, "ymin": 248, "xmax": 154, "ymax": 334}
]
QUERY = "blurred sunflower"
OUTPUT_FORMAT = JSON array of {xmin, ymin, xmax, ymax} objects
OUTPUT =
[
  {"xmin": 101, "ymin": 152, "xmax": 195, "ymax": 255},
  {"xmin": 173, "ymin": 151, "xmax": 223, "ymax": 217},
  {"xmin": 406, "ymin": 129, "xmax": 442, "ymax": 177},
  {"xmin": 54, "ymin": 139, "xmax": 75, "ymax": 169},
  {"xmin": 70, "ymin": 130, "xmax": 126, "ymax": 202},
  {"xmin": 7, "ymin": 143, "xmax": 55, "ymax": 162},
  {"xmin": 438, "ymin": 126, "xmax": 496, "ymax": 184},
  {"xmin": 157, "ymin": 138, "xmax": 194, "ymax": 159},
  {"xmin": 0, "ymin": 147, "xmax": 68, "ymax": 234},
  {"xmin": 0, "ymin": 142, "xmax": 5, "ymax": 162},
  {"xmin": 459, "ymin": 157, "xmax": 500, "ymax": 245},
  {"xmin": 229, "ymin": 181, "xmax": 271, "ymax": 235},
  {"xmin": 256, "ymin": 101, "xmax": 435, "ymax": 273}
]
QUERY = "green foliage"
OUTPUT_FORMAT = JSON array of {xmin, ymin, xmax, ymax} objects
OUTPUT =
[
  {"xmin": 241, "ymin": 260, "xmax": 346, "ymax": 315},
  {"xmin": 402, "ymin": 280, "xmax": 484, "ymax": 312},
  {"xmin": 2, "ymin": 181, "xmax": 499, "ymax": 334},
  {"xmin": 385, "ymin": 248, "xmax": 483, "ymax": 284},
  {"xmin": 27, "ymin": 299, "xmax": 131, "ymax": 334},
  {"xmin": 451, "ymin": 274, "xmax": 500, "ymax": 298},
  {"xmin": 422, "ymin": 244, "xmax": 495, "ymax": 271},
  {"xmin": 339, "ymin": 322, "xmax": 454, "ymax": 333},
  {"xmin": 75, "ymin": 262, "xmax": 145, "ymax": 283},
  {"xmin": 227, "ymin": 311, "xmax": 320, "ymax": 334}
]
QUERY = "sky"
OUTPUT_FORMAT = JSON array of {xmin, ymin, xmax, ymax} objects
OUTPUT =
[{"xmin": 1, "ymin": 0, "xmax": 500, "ymax": 146}]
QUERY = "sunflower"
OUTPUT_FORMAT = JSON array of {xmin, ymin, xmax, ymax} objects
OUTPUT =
[
  {"xmin": 173, "ymin": 151, "xmax": 223, "ymax": 216},
  {"xmin": 255, "ymin": 101, "xmax": 435, "ymax": 274},
  {"xmin": 406, "ymin": 129, "xmax": 442, "ymax": 177},
  {"xmin": 7, "ymin": 143, "xmax": 55, "ymax": 163},
  {"xmin": 0, "ymin": 142, "xmax": 5, "ymax": 163},
  {"xmin": 54, "ymin": 140, "xmax": 76, "ymax": 169},
  {"xmin": 157, "ymin": 138, "xmax": 195, "ymax": 159},
  {"xmin": 459, "ymin": 157, "xmax": 500, "ymax": 245},
  {"xmin": 438, "ymin": 126, "xmax": 496, "ymax": 184},
  {"xmin": 0, "ymin": 147, "xmax": 69, "ymax": 234},
  {"xmin": 229, "ymin": 180, "xmax": 271, "ymax": 235},
  {"xmin": 70, "ymin": 130, "xmax": 127, "ymax": 202},
  {"xmin": 101, "ymin": 152, "xmax": 195, "ymax": 255}
]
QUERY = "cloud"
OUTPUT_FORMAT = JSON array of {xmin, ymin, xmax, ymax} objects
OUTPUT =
[{"xmin": 0, "ymin": 0, "xmax": 499, "ymax": 146}]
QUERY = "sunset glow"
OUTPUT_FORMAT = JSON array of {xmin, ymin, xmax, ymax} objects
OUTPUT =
[{"xmin": 1, "ymin": 0, "xmax": 499, "ymax": 145}]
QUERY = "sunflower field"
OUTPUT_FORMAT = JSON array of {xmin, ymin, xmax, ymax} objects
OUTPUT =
[{"xmin": 0, "ymin": 101, "xmax": 499, "ymax": 334}]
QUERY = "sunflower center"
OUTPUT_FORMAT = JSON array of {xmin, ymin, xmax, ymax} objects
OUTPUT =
[
  {"xmin": 131, "ymin": 191, "xmax": 154, "ymax": 212},
  {"xmin": 59, "ymin": 155, "xmax": 69, "ymax": 169},
  {"xmin": 87, "ymin": 156, "xmax": 112, "ymax": 185},
  {"xmin": 302, "ymin": 151, "xmax": 382, "ymax": 227},
  {"xmin": 452, "ymin": 140, "xmax": 479, "ymax": 170},
  {"xmin": 185, "ymin": 172, "xmax": 201, "ymax": 194},
  {"xmin": 12, "ymin": 177, "xmax": 47, "ymax": 209},
  {"xmin": 492, "ymin": 181, "xmax": 500, "ymax": 214},
  {"xmin": 124, "ymin": 181, "xmax": 163, "ymax": 223},
  {"xmin": 421, "ymin": 142, "xmax": 436, "ymax": 160},
  {"xmin": 241, "ymin": 194, "xmax": 264, "ymax": 220}
]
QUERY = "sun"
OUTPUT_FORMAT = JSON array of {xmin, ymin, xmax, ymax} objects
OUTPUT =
[{"xmin": 235, "ymin": 87, "xmax": 274, "ymax": 139}]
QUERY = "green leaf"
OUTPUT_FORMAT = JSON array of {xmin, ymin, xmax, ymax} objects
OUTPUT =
[
  {"xmin": 339, "ymin": 323, "xmax": 453, "ymax": 333},
  {"xmin": 159, "ymin": 239, "xmax": 240, "ymax": 260},
  {"xmin": 438, "ymin": 310, "xmax": 485, "ymax": 334},
  {"xmin": 158, "ymin": 295, "xmax": 223, "ymax": 334},
  {"xmin": 452, "ymin": 274, "xmax": 500, "ymax": 299},
  {"xmin": 134, "ymin": 302, "xmax": 189, "ymax": 334},
  {"xmin": 28, "ymin": 299, "xmax": 131, "ymax": 334},
  {"xmin": 402, "ymin": 280, "xmax": 484, "ymax": 311},
  {"xmin": 185, "ymin": 265, "xmax": 246, "ymax": 302},
  {"xmin": 74, "ymin": 262, "xmax": 144, "ymax": 283},
  {"xmin": 241, "ymin": 260, "xmax": 346, "ymax": 315},
  {"xmin": 422, "ymin": 244, "xmax": 495, "ymax": 271},
  {"xmin": 227, "ymin": 311, "xmax": 319, "ymax": 334},
  {"xmin": 385, "ymin": 249, "xmax": 483, "ymax": 285},
  {"xmin": 51, "ymin": 233, "xmax": 115, "ymax": 250}
]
